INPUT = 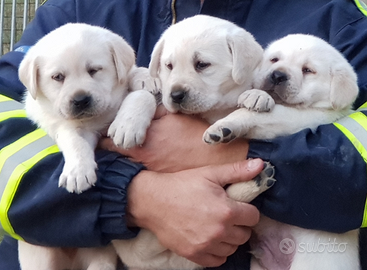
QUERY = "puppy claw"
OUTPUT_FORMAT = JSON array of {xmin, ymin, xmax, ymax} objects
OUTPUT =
[
  {"xmin": 226, "ymin": 162, "xmax": 276, "ymax": 202},
  {"xmin": 59, "ymin": 162, "xmax": 97, "ymax": 193},
  {"xmin": 238, "ymin": 89, "xmax": 275, "ymax": 112}
]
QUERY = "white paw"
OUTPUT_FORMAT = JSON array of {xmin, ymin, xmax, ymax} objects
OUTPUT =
[
  {"xmin": 108, "ymin": 90, "xmax": 156, "ymax": 149},
  {"xmin": 238, "ymin": 89, "xmax": 275, "ymax": 112},
  {"xmin": 108, "ymin": 114, "xmax": 150, "ymax": 149},
  {"xmin": 59, "ymin": 159, "xmax": 97, "ymax": 193},
  {"xmin": 129, "ymin": 67, "xmax": 162, "ymax": 95}
]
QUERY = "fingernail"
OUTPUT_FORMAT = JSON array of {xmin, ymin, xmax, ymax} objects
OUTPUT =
[{"xmin": 247, "ymin": 158, "xmax": 262, "ymax": 169}]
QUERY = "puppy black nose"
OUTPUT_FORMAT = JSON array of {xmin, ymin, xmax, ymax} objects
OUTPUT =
[
  {"xmin": 72, "ymin": 94, "xmax": 92, "ymax": 110},
  {"xmin": 171, "ymin": 90, "xmax": 186, "ymax": 104},
  {"xmin": 270, "ymin": 70, "xmax": 288, "ymax": 85}
]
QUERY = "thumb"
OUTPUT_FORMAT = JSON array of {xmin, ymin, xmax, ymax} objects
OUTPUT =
[{"xmin": 203, "ymin": 159, "xmax": 264, "ymax": 187}]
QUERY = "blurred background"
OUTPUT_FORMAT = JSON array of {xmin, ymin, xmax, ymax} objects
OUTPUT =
[{"xmin": 0, "ymin": 0, "xmax": 40, "ymax": 56}]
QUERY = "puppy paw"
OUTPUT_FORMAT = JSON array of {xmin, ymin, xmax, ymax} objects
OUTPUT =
[
  {"xmin": 226, "ymin": 162, "xmax": 276, "ymax": 202},
  {"xmin": 238, "ymin": 89, "xmax": 275, "ymax": 112},
  {"xmin": 108, "ymin": 90, "xmax": 156, "ymax": 149},
  {"xmin": 108, "ymin": 117, "xmax": 149, "ymax": 149},
  {"xmin": 203, "ymin": 121, "xmax": 241, "ymax": 145},
  {"xmin": 129, "ymin": 67, "xmax": 162, "ymax": 95},
  {"xmin": 59, "ymin": 160, "xmax": 97, "ymax": 193},
  {"xmin": 253, "ymin": 161, "xmax": 276, "ymax": 191}
]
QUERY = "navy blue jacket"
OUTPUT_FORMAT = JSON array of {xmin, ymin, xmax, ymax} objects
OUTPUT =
[{"xmin": 1, "ymin": 0, "xmax": 367, "ymax": 269}]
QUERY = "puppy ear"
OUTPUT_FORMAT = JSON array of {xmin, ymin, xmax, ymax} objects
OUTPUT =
[
  {"xmin": 227, "ymin": 29, "xmax": 263, "ymax": 85},
  {"xmin": 109, "ymin": 35, "xmax": 136, "ymax": 85},
  {"xmin": 149, "ymin": 38, "xmax": 165, "ymax": 78},
  {"xmin": 330, "ymin": 64, "xmax": 359, "ymax": 110},
  {"xmin": 18, "ymin": 53, "xmax": 39, "ymax": 100}
]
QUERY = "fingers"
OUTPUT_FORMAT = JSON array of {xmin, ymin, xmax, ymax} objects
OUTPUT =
[
  {"xmin": 224, "ymin": 225, "xmax": 253, "ymax": 246},
  {"xmin": 230, "ymin": 201, "xmax": 260, "ymax": 227},
  {"xmin": 203, "ymin": 158, "xmax": 264, "ymax": 187},
  {"xmin": 98, "ymin": 137, "xmax": 141, "ymax": 160}
]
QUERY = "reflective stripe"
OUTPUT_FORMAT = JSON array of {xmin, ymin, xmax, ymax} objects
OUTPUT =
[
  {"xmin": 0, "ymin": 95, "xmax": 12, "ymax": 102},
  {"xmin": 0, "ymin": 94, "xmax": 60, "ymax": 238},
  {"xmin": 334, "ymin": 111, "xmax": 367, "ymax": 227},
  {"xmin": 334, "ymin": 112, "xmax": 367, "ymax": 162},
  {"xmin": 0, "ymin": 100, "xmax": 25, "ymax": 113},
  {"xmin": 358, "ymin": 101, "xmax": 367, "ymax": 111},
  {"xmin": 0, "ymin": 129, "xmax": 59, "ymax": 239},
  {"xmin": 354, "ymin": 0, "xmax": 367, "ymax": 17},
  {"xmin": 0, "ymin": 96, "xmax": 27, "ymax": 121}
]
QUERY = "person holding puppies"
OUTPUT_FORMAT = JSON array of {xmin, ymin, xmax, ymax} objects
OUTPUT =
[{"xmin": 0, "ymin": 0, "xmax": 367, "ymax": 269}]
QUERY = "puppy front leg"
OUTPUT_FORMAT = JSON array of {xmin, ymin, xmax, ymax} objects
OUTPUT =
[
  {"xmin": 203, "ymin": 108, "xmax": 257, "ymax": 144},
  {"xmin": 108, "ymin": 89, "xmax": 157, "ymax": 149},
  {"xmin": 57, "ymin": 126, "xmax": 99, "ymax": 193},
  {"xmin": 203, "ymin": 105, "xmax": 343, "ymax": 144}
]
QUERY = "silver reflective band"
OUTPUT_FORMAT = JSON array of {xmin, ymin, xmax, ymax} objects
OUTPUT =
[
  {"xmin": 0, "ymin": 134, "xmax": 56, "ymax": 197},
  {"xmin": 0, "ymin": 100, "xmax": 24, "ymax": 113},
  {"xmin": 335, "ymin": 115, "xmax": 367, "ymax": 151},
  {"xmin": 0, "ymin": 131, "xmax": 58, "ymax": 237}
]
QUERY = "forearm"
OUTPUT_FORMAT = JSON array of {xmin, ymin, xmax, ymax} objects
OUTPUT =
[
  {"xmin": 7, "ymin": 150, "xmax": 143, "ymax": 247},
  {"xmin": 0, "ymin": 96, "xmax": 144, "ymax": 247},
  {"xmin": 249, "ymin": 121, "xmax": 367, "ymax": 233}
]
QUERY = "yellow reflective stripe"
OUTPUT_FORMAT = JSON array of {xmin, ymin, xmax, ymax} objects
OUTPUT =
[
  {"xmin": 0, "ymin": 95, "xmax": 27, "ymax": 121},
  {"xmin": 334, "ymin": 122, "xmax": 367, "ymax": 162},
  {"xmin": 0, "ymin": 129, "xmax": 48, "ymax": 170},
  {"xmin": 334, "ymin": 111, "xmax": 367, "ymax": 227},
  {"xmin": 334, "ymin": 112, "xmax": 367, "ymax": 162},
  {"xmin": 0, "ymin": 110, "xmax": 27, "ymax": 122},
  {"xmin": 0, "ymin": 95, "xmax": 12, "ymax": 102},
  {"xmin": 358, "ymin": 101, "xmax": 367, "ymax": 111},
  {"xmin": 354, "ymin": 0, "xmax": 367, "ymax": 16},
  {"xmin": 0, "ymin": 145, "xmax": 59, "ymax": 240},
  {"xmin": 0, "ymin": 129, "xmax": 59, "ymax": 238}
]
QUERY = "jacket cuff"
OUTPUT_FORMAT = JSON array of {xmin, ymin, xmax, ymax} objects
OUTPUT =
[{"xmin": 96, "ymin": 151, "xmax": 145, "ymax": 243}]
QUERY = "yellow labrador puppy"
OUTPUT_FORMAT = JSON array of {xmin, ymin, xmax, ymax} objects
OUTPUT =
[
  {"xmin": 204, "ymin": 34, "xmax": 360, "ymax": 270},
  {"xmin": 111, "ymin": 15, "xmax": 277, "ymax": 270},
  {"xmin": 18, "ymin": 23, "xmax": 157, "ymax": 270}
]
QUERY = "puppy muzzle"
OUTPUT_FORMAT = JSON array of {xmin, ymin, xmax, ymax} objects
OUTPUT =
[{"xmin": 70, "ymin": 93, "xmax": 94, "ymax": 118}]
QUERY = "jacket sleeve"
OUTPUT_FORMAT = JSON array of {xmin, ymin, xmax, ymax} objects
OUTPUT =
[
  {"xmin": 0, "ymin": 97, "xmax": 144, "ymax": 247},
  {"xmin": 248, "ymin": 13, "xmax": 367, "ymax": 233}
]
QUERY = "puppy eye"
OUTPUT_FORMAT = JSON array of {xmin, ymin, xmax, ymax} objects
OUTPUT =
[
  {"xmin": 195, "ymin": 61, "xmax": 211, "ymax": 71},
  {"xmin": 166, "ymin": 63, "xmax": 173, "ymax": 70},
  {"xmin": 302, "ymin": 67, "xmax": 315, "ymax": 74},
  {"xmin": 52, "ymin": 73, "xmax": 65, "ymax": 82},
  {"xmin": 88, "ymin": 67, "xmax": 102, "ymax": 77},
  {"xmin": 270, "ymin": 58, "xmax": 279, "ymax": 63}
]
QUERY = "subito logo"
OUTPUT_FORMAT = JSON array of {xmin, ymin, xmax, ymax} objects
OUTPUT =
[{"xmin": 279, "ymin": 238, "xmax": 296, "ymax": 254}]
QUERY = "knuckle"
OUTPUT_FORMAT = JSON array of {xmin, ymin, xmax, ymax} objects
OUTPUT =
[{"xmin": 221, "ymin": 205, "xmax": 235, "ymax": 221}]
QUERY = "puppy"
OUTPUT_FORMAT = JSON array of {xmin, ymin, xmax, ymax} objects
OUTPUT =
[
  {"xmin": 204, "ymin": 34, "xmax": 360, "ymax": 270},
  {"xmin": 18, "ymin": 23, "xmax": 157, "ymax": 270},
  {"xmin": 109, "ymin": 15, "xmax": 276, "ymax": 270}
]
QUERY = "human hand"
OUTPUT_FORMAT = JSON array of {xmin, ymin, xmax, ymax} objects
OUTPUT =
[
  {"xmin": 99, "ymin": 106, "xmax": 249, "ymax": 172},
  {"xmin": 126, "ymin": 159, "xmax": 263, "ymax": 267}
]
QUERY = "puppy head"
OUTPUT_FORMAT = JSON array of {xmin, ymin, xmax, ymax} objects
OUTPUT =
[
  {"xmin": 149, "ymin": 15, "xmax": 263, "ymax": 115},
  {"xmin": 253, "ymin": 34, "xmax": 358, "ymax": 110},
  {"xmin": 19, "ymin": 23, "xmax": 135, "ymax": 120}
]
